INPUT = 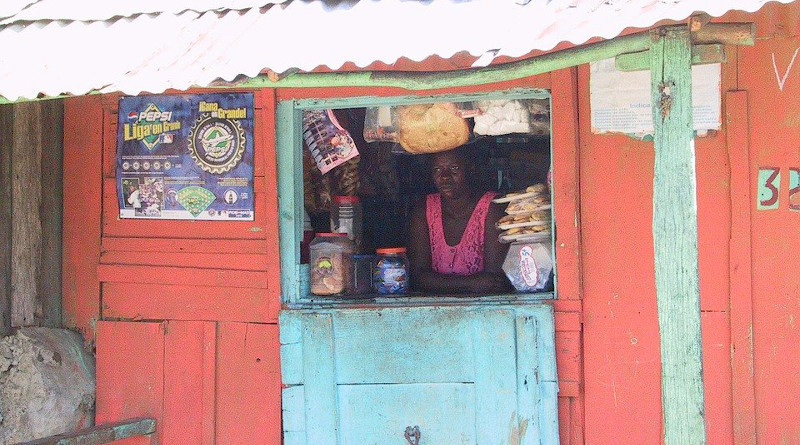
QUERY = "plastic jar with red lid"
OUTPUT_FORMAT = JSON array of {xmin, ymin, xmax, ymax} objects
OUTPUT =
[
  {"xmin": 374, "ymin": 247, "xmax": 409, "ymax": 295},
  {"xmin": 309, "ymin": 232, "xmax": 354, "ymax": 296}
]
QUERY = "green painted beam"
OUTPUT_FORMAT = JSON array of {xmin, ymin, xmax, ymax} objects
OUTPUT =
[
  {"xmin": 616, "ymin": 44, "xmax": 726, "ymax": 72},
  {"xmin": 650, "ymin": 27, "xmax": 706, "ymax": 445},
  {"xmin": 18, "ymin": 418, "xmax": 156, "ymax": 445},
  {"xmin": 237, "ymin": 32, "xmax": 655, "ymax": 91}
]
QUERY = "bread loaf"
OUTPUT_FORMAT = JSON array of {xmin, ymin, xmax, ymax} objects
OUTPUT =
[{"xmin": 396, "ymin": 103, "xmax": 470, "ymax": 154}]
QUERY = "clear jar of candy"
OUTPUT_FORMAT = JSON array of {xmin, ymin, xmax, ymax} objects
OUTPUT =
[
  {"xmin": 309, "ymin": 233, "xmax": 354, "ymax": 296},
  {"xmin": 374, "ymin": 247, "xmax": 409, "ymax": 295}
]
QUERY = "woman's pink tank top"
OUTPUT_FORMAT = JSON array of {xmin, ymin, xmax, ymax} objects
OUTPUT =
[{"xmin": 426, "ymin": 191, "xmax": 496, "ymax": 275}]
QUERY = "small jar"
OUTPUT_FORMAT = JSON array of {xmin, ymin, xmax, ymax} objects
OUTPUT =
[
  {"xmin": 374, "ymin": 247, "xmax": 409, "ymax": 295},
  {"xmin": 351, "ymin": 254, "xmax": 375, "ymax": 296},
  {"xmin": 331, "ymin": 196, "xmax": 362, "ymax": 252},
  {"xmin": 300, "ymin": 208, "xmax": 314, "ymax": 264},
  {"xmin": 309, "ymin": 233, "xmax": 354, "ymax": 296}
]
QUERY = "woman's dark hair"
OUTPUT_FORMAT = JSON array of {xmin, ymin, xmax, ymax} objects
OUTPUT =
[{"xmin": 428, "ymin": 143, "xmax": 478, "ymax": 166}]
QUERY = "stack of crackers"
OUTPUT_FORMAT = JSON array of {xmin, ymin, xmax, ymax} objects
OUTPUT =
[{"xmin": 493, "ymin": 184, "xmax": 552, "ymax": 243}]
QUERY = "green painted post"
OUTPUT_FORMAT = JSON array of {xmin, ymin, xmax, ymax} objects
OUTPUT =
[{"xmin": 649, "ymin": 27, "xmax": 706, "ymax": 445}]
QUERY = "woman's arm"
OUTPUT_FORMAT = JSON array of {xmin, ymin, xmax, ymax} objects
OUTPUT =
[{"xmin": 407, "ymin": 200, "xmax": 510, "ymax": 294}]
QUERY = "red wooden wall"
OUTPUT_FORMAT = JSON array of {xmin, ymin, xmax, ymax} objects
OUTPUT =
[
  {"xmin": 61, "ymin": 3, "xmax": 800, "ymax": 443},
  {"xmin": 578, "ymin": 4, "xmax": 800, "ymax": 444},
  {"xmin": 64, "ymin": 90, "xmax": 283, "ymax": 444}
]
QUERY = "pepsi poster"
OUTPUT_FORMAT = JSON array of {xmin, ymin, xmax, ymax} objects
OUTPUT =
[{"xmin": 117, "ymin": 93, "xmax": 254, "ymax": 221}]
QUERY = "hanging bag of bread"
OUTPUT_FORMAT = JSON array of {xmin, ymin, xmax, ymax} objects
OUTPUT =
[{"xmin": 395, "ymin": 102, "xmax": 470, "ymax": 154}]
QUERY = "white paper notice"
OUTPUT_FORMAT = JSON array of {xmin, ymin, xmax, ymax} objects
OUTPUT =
[{"xmin": 590, "ymin": 58, "xmax": 721, "ymax": 136}]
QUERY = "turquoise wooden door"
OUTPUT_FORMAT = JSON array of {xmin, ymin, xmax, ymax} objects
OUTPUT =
[{"xmin": 280, "ymin": 305, "xmax": 559, "ymax": 445}]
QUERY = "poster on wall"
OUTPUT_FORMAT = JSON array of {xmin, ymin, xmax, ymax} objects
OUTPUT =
[
  {"xmin": 589, "ymin": 58, "xmax": 721, "ymax": 136},
  {"xmin": 117, "ymin": 93, "xmax": 254, "ymax": 221}
]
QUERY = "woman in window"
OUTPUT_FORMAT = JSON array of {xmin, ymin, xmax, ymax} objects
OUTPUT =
[{"xmin": 407, "ymin": 147, "xmax": 511, "ymax": 294}]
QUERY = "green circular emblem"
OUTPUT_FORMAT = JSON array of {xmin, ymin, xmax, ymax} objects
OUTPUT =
[{"xmin": 188, "ymin": 116, "xmax": 246, "ymax": 174}]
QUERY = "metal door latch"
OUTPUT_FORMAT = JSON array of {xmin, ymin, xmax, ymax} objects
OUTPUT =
[{"xmin": 404, "ymin": 425, "xmax": 421, "ymax": 445}]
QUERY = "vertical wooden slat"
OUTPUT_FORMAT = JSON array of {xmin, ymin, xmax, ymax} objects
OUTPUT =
[
  {"xmin": 472, "ymin": 310, "xmax": 517, "ymax": 445},
  {"xmin": 550, "ymin": 67, "xmax": 583, "ymax": 301},
  {"xmin": 62, "ymin": 95, "xmax": 103, "ymax": 338},
  {"xmin": 201, "ymin": 322, "xmax": 216, "ymax": 445},
  {"xmin": 11, "ymin": 101, "xmax": 42, "ymax": 327},
  {"xmin": 38, "ymin": 99, "xmax": 63, "ymax": 327},
  {"xmin": 276, "ymin": 100, "xmax": 302, "ymax": 302},
  {"xmin": 163, "ymin": 321, "xmax": 212, "ymax": 445},
  {"xmin": 0, "ymin": 104, "xmax": 12, "ymax": 335},
  {"xmin": 650, "ymin": 27, "xmax": 707, "ymax": 445},
  {"xmin": 516, "ymin": 315, "xmax": 542, "ymax": 445},
  {"xmin": 726, "ymin": 90, "xmax": 757, "ymax": 445},
  {"xmin": 95, "ymin": 321, "xmax": 165, "ymax": 445},
  {"xmin": 302, "ymin": 314, "xmax": 338, "ymax": 445},
  {"xmin": 216, "ymin": 322, "xmax": 282, "ymax": 443}
]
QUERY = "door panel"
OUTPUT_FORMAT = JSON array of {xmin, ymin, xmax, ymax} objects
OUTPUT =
[
  {"xmin": 280, "ymin": 305, "xmax": 559, "ymax": 445},
  {"xmin": 339, "ymin": 383, "xmax": 475, "ymax": 444}
]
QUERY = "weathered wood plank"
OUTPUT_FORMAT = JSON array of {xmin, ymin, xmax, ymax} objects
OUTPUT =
[
  {"xmin": 650, "ymin": 27, "xmax": 706, "ymax": 445},
  {"xmin": 302, "ymin": 314, "xmax": 338, "ymax": 445},
  {"xmin": 516, "ymin": 315, "xmax": 542, "ymax": 445},
  {"xmin": 97, "ymin": 264, "xmax": 270, "ymax": 289},
  {"xmin": 550, "ymin": 67, "xmax": 583, "ymax": 302},
  {"xmin": 11, "ymin": 101, "xmax": 42, "ymax": 327},
  {"xmin": 38, "ymin": 99, "xmax": 63, "ymax": 327},
  {"xmin": 62, "ymin": 95, "xmax": 103, "ymax": 337},
  {"xmin": 215, "ymin": 323, "xmax": 282, "ymax": 444},
  {"xmin": 162, "ymin": 321, "xmax": 209, "ymax": 445},
  {"xmin": 102, "ymin": 282, "xmax": 277, "ymax": 323},
  {"xmin": 16, "ymin": 418, "xmax": 156, "ymax": 445},
  {"xmin": 472, "ymin": 310, "xmax": 517, "ymax": 445},
  {"xmin": 725, "ymin": 90, "xmax": 757, "ymax": 445},
  {"xmin": 0, "ymin": 104, "xmax": 12, "ymax": 335}
]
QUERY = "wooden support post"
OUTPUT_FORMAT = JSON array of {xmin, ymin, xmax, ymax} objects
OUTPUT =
[
  {"xmin": 650, "ymin": 27, "xmax": 706, "ymax": 445},
  {"xmin": 11, "ymin": 102, "xmax": 43, "ymax": 327},
  {"xmin": 0, "ymin": 104, "xmax": 12, "ymax": 335},
  {"xmin": 38, "ymin": 99, "xmax": 63, "ymax": 328}
]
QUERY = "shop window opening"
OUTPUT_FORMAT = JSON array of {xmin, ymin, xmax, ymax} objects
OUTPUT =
[{"xmin": 277, "ymin": 90, "xmax": 556, "ymax": 305}]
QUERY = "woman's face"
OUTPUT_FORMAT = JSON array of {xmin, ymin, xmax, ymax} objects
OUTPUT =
[{"xmin": 431, "ymin": 151, "xmax": 469, "ymax": 199}]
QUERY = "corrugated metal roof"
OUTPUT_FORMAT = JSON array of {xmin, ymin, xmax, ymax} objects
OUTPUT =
[
  {"xmin": 0, "ymin": 0, "xmax": 289, "ymax": 23},
  {"xmin": 0, "ymin": 0, "xmax": 794, "ymax": 101}
]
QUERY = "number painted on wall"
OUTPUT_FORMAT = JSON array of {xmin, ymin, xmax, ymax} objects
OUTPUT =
[
  {"xmin": 757, "ymin": 167, "xmax": 781, "ymax": 210},
  {"xmin": 790, "ymin": 168, "xmax": 800, "ymax": 212}
]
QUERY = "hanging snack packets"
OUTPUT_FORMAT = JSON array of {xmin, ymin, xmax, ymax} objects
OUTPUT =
[
  {"xmin": 303, "ymin": 109, "xmax": 360, "ymax": 174},
  {"xmin": 494, "ymin": 183, "xmax": 552, "ymax": 243},
  {"xmin": 363, "ymin": 106, "xmax": 399, "ymax": 143}
]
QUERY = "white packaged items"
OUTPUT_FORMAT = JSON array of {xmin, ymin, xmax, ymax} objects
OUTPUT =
[
  {"xmin": 502, "ymin": 242, "xmax": 553, "ymax": 293},
  {"xmin": 474, "ymin": 99, "xmax": 531, "ymax": 136}
]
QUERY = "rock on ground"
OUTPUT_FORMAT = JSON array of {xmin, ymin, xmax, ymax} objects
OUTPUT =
[{"xmin": 0, "ymin": 328, "xmax": 95, "ymax": 444}]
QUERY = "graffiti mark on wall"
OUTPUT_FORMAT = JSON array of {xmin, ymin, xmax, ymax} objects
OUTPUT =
[
  {"xmin": 772, "ymin": 48, "xmax": 800, "ymax": 91},
  {"xmin": 790, "ymin": 168, "xmax": 800, "ymax": 212},
  {"xmin": 756, "ymin": 167, "xmax": 800, "ymax": 211},
  {"xmin": 758, "ymin": 167, "xmax": 781, "ymax": 210}
]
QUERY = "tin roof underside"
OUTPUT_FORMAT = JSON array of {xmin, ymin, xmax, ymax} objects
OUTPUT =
[{"xmin": 0, "ymin": 0, "xmax": 793, "ymax": 101}]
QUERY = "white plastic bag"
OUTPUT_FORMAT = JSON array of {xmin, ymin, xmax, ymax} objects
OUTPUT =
[{"xmin": 502, "ymin": 242, "xmax": 553, "ymax": 292}]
